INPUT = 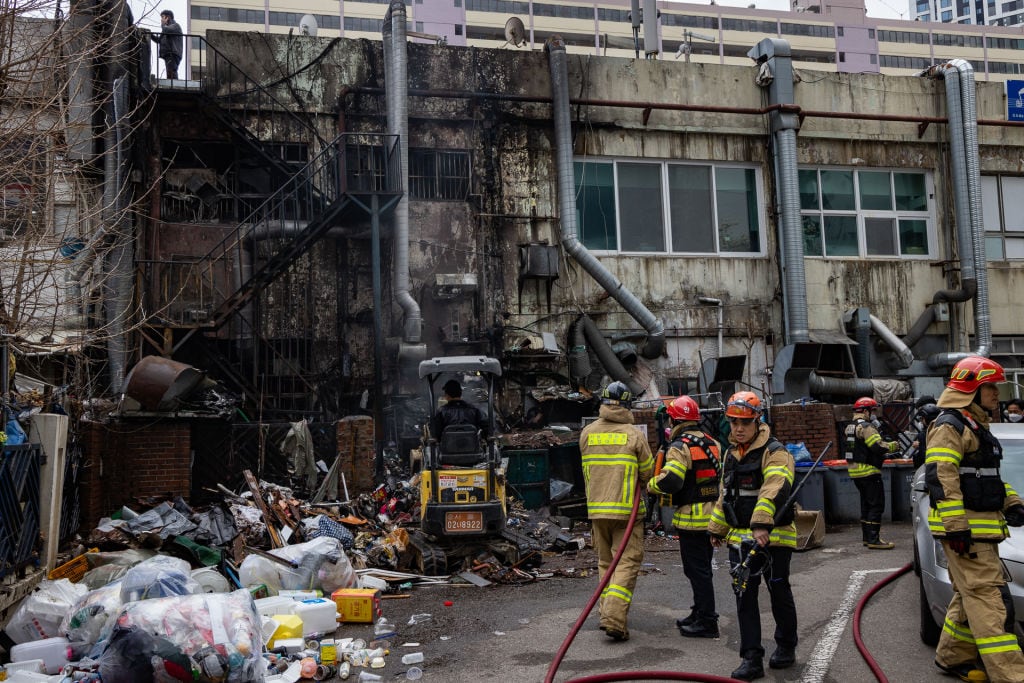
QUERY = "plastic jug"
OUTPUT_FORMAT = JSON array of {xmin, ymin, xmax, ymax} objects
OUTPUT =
[
  {"xmin": 292, "ymin": 598, "xmax": 340, "ymax": 637},
  {"xmin": 10, "ymin": 637, "xmax": 70, "ymax": 674}
]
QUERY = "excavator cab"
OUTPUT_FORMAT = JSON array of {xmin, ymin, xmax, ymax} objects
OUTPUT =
[{"xmin": 413, "ymin": 356, "xmax": 508, "ymax": 574}]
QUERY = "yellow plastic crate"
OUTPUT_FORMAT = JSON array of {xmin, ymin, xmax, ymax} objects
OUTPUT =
[{"xmin": 47, "ymin": 548, "xmax": 99, "ymax": 582}]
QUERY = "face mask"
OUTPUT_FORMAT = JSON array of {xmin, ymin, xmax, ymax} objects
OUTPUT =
[{"xmin": 1008, "ymin": 413, "xmax": 1023, "ymax": 423}]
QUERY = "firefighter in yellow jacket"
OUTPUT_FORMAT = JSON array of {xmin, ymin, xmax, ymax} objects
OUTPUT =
[
  {"xmin": 708, "ymin": 391, "xmax": 797, "ymax": 682},
  {"xmin": 925, "ymin": 356, "xmax": 1024, "ymax": 683},
  {"xmin": 648, "ymin": 395, "xmax": 722, "ymax": 638},
  {"xmin": 579, "ymin": 381, "xmax": 654, "ymax": 642},
  {"xmin": 846, "ymin": 396, "xmax": 901, "ymax": 549}
]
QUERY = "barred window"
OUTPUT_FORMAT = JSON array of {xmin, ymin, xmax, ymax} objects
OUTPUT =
[{"xmin": 409, "ymin": 150, "xmax": 471, "ymax": 201}]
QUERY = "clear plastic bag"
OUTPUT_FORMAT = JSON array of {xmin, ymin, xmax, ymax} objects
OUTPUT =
[
  {"xmin": 238, "ymin": 537, "xmax": 356, "ymax": 595},
  {"xmin": 60, "ymin": 580, "xmax": 125, "ymax": 654},
  {"xmin": 4, "ymin": 579, "xmax": 88, "ymax": 644},
  {"xmin": 118, "ymin": 555, "xmax": 199, "ymax": 603}
]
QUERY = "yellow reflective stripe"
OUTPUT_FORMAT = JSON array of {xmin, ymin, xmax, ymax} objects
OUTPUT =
[
  {"xmin": 601, "ymin": 583, "xmax": 633, "ymax": 604},
  {"xmin": 1006, "ymin": 483, "xmax": 1020, "ymax": 497},
  {"xmin": 754, "ymin": 499, "xmax": 776, "ymax": 517},
  {"xmin": 711, "ymin": 508, "xmax": 729, "ymax": 525},
  {"xmin": 969, "ymin": 519, "xmax": 1008, "ymax": 533},
  {"xmin": 865, "ymin": 433, "xmax": 881, "ymax": 446},
  {"xmin": 937, "ymin": 500, "xmax": 965, "ymax": 518},
  {"xmin": 582, "ymin": 453, "xmax": 638, "ymax": 465},
  {"xmin": 663, "ymin": 460, "xmax": 687, "ymax": 478},
  {"xmin": 764, "ymin": 466, "xmax": 794, "ymax": 484},
  {"xmin": 943, "ymin": 619, "xmax": 975, "ymax": 643},
  {"xmin": 926, "ymin": 447, "xmax": 961, "ymax": 465},
  {"xmin": 588, "ymin": 432, "xmax": 629, "ymax": 446},
  {"xmin": 976, "ymin": 634, "xmax": 1021, "ymax": 655}
]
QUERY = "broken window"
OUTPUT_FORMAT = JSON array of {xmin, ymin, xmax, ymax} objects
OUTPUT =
[
  {"xmin": 573, "ymin": 158, "xmax": 764, "ymax": 255},
  {"xmin": 799, "ymin": 168, "xmax": 932, "ymax": 258},
  {"xmin": 408, "ymin": 149, "xmax": 470, "ymax": 200}
]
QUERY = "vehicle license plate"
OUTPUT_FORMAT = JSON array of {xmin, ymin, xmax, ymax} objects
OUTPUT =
[{"xmin": 445, "ymin": 511, "xmax": 483, "ymax": 533}]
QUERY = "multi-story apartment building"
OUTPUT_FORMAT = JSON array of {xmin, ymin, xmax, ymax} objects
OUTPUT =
[
  {"xmin": 183, "ymin": 0, "xmax": 1024, "ymax": 80},
  {"xmin": 912, "ymin": 0, "xmax": 1024, "ymax": 27}
]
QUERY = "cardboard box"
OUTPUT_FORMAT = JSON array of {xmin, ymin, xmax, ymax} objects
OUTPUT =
[
  {"xmin": 331, "ymin": 588, "xmax": 381, "ymax": 623},
  {"xmin": 795, "ymin": 509, "xmax": 825, "ymax": 551}
]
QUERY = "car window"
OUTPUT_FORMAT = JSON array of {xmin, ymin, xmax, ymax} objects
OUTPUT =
[{"xmin": 1001, "ymin": 438, "xmax": 1024, "ymax": 492}]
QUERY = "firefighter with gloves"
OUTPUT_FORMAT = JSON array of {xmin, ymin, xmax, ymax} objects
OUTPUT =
[
  {"xmin": 579, "ymin": 381, "xmax": 654, "ymax": 642},
  {"xmin": 708, "ymin": 391, "xmax": 798, "ymax": 681},
  {"xmin": 925, "ymin": 356, "xmax": 1024, "ymax": 682},
  {"xmin": 648, "ymin": 395, "xmax": 722, "ymax": 638},
  {"xmin": 846, "ymin": 396, "xmax": 901, "ymax": 549}
]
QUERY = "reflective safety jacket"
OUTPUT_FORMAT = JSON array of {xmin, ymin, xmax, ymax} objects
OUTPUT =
[
  {"xmin": 580, "ymin": 404, "xmax": 655, "ymax": 521},
  {"xmin": 925, "ymin": 403, "xmax": 1023, "ymax": 541},
  {"xmin": 648, "ymin": 424, "xmax": 722, "ymax": 532},
  {"xmin": 845, "ymin": 412, "xmax": 896, "ymax": 478},
  {"xmin": 708, "ymin": 423, "xmax": 797, "ymax": 548}
]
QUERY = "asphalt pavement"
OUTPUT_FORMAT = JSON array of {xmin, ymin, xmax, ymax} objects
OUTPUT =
[{"xmin": 338, "ymin": 521, "xmax": 942, "ymax": 682}]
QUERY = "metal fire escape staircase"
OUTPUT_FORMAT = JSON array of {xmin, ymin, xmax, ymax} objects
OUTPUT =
[{"xmin": 146, "ymin": 39, "xmax": 402, "ymax": 411}]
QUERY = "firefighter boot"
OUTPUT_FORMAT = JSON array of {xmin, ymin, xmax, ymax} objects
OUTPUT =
[
  {"xmin": 675, "ymin": 608, "xmax": 698, "ymax": 629},
  {"xmin": 679, "ymin": 615, "xmax": 719, "ymax": 638},
  {"xmin": 731, "ymin": 655, "xmax": 765, "ymax": 681},
  {"xmin": 935, "ymin": 659, "xmax": 988, "ymax": 682},
  {"xmin": 769, "ymin": 646, "xmax": 796, "ymax": 669},
  {"xmin": 863, "ymin": 522, "xmax": 895, "ymax": 550}
]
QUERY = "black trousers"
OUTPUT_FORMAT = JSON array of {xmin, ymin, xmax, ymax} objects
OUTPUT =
[
  {"xmin": 853, "ymin": 473, "xmax": 885, "ymax": 524},
  {"xmin": 728, "ymin": 544, "xmax": 798, "ymax": 659},
  {"xmin": 163, "ymin": 55, "xmax": 181, "ymax": 79},
  {"xmin": 678, "ymin": 530, "xmax": 717, "ymax": 619}
]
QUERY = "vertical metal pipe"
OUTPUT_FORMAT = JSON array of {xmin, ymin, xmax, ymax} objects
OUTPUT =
[{"xmin": 371, "ymin": 195, "xmax": 385, "ymax": 480}]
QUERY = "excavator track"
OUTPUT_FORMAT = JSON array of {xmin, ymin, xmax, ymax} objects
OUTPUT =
[{"xmin": 409, "ymin": 532, "xmax": 449, "ymax": 576}]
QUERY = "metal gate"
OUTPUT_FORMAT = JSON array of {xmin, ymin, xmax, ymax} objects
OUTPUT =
[{"xmin": 0, "ymin": 444, "xmax": 41, "ymax": 578}]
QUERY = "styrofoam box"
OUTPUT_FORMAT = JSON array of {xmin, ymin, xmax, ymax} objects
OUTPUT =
[{"xmin": 10, "ymin": 637, "xmax": 70, "ymax": 674}]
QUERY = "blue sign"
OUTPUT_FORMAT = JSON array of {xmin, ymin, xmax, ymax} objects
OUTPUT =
[{"xmin": 1008, "ymin": 80, "xmax": 1024, "ymax": 122}]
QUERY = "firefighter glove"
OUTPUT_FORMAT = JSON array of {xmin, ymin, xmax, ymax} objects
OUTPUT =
[
  {"xmin": 888, "ymin": 441, "xmax": 901, "ymax": 453},
  {"xmin": 946, "ymin": 529, "xmax": 972, "ymax": 555},
  {"xmin": 1005, "ymin": 505, "xmax": 1024, "ymax": 527}
]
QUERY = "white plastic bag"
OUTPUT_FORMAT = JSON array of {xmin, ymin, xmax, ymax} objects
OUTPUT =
[{"xmin": 238, "ymin": 536, "xmax": 356, "ymax": 595}]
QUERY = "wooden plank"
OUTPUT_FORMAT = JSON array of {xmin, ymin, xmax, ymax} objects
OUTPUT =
[{"xmin": 242, "ymin": 469, "xmax": 284, "ymax": 548}]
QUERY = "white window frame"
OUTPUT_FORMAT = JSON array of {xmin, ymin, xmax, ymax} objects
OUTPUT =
[
  {"xmin": 574, "ymin": 157, "xmax": 767, "ymax": 257},
  {"xmin": 982, "ymin": 174, "xmax": 1024, "ymax": 260},
  {"xmin": 800, "ymin": 166, "xmax": 935, "ymax": 259}
]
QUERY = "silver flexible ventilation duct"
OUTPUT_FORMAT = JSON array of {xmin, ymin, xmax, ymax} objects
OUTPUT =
[
  {"xmin": 926, "ymin": 60, "xmax": 991, "ymax": 368},
  {"xmin": 384, "ymin": 1, "xmax": 422, "ymax": 343},
  {"xmin": 545, "ymin": 36, "xmax": 666, "ymax": 361}
]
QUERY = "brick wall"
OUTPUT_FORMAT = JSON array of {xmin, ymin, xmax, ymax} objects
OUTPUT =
[
  {"xmin": 770, "ymin": 403, "xmax": 840, "ymax": 460},
  {"xmin": 78, "ymin": 419, "xmax": 192, "ymax": 531},
  {"xmin": 337, "ymin": 416, "xmax": 376, "ymax": 497}
]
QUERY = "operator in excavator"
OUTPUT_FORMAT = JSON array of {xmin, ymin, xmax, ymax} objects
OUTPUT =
[
  {"xmin": 431, "ymin": 379, "xmax": 488, "ymax": 440},
  {"xmin": 647, "ymin": 395, "xmax": 722, "ymax": 639},
  {"xmin": 925, "ymin": 356, "xmax": 1024, "ymax": 683},
  {"xmin": 846, "ymin": 397, "xmax": 902, "ymax": 549}
]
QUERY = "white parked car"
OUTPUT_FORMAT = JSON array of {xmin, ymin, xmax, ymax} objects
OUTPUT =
[{"xmin": 913, "ymin": 422, "xmax": 1024, "ymax": 645}]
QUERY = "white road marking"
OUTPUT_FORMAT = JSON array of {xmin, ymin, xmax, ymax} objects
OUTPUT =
[{"xmin": 799, "ymin": 568, "xmax": 905, "ymax": 683}]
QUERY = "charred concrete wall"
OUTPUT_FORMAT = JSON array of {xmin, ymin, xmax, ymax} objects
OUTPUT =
[{"xmin": 198, "ymin": 29, "xmax": 1024, "ymax": 402}]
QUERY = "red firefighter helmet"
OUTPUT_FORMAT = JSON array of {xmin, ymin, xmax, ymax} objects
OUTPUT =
[
  {"xmin": 725, "ymin": 391, "xmax": 762, "ymax": 418},
  {"xmin": 853, "ymin": 397, "xmax": 879, "ymax": 410},
  {"xmin": 947, "ymin": 356, "xmax": 1006, "ymax": 393},
  {"xmin": 666, "ymin": 395, "xmax": 700, "ymax": 422}
]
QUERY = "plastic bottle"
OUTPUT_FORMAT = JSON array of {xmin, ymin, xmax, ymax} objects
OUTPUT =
[
  {"xmin": 406, "ymin": 614, "xmax": 432, "ymax": 625},
  {"xmin": 357, "ymin": 672, "xmax": 382, "ymax": 682},
  {"xmin": 338, "ymin": 661, "xmax": 351, "ymax": 680},
  {"xmin": 373, "ymin": 618, "xmax": 397, "ymax": 639},
  {"xmin": 400, "ymin": 653, "xmax": 424, "ymax": 665}
]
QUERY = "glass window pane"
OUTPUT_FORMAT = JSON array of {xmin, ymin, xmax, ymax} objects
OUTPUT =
[
  {"xmin": 668, "ymin": 165, "xmax": 715, "ymax": 253},
  {"xmin": 859, "ymin": 171, "xmax": 893, "ymax": 210},
  {"xmin": 824, "ymin": 215, "xmax": 858, "ymax": 255},
  {"xmin": 802, "ymin": 215, "xmax": 823, "ymax": 256},
  {"xmin": 865, "ymin": 217, "xmax": 897, "ymax": 255},
  {"xmin": 799, "ymin": 170, "xmax": 819, "ymax": 210},
  {"xmin": 716, "ymin": 167, "xmax": 760, "ymax": 253},
  {"xmin": 981, "ymin": 176, "xmax": 1002, "ymax": 232},
  {"xmin": 986, "ymin": 235, "xmax": 1004, "ymax": 260},
  {"xmin": 617, "ymin": 163, "xmax": 665, "ymax": 252},
  {"xmin": 899, "ymin": 219, "xmax": 928, "ymax": 255},
  {"xmin": 820, "ymin": 170, "xmax": 855, "ymax": 210},
  {"xmin": 1006, "ymin": 237, "xmax": 1024, "ymax": 258},
  {"xmin": 894, "ymin": 172, "xmax": 927, "ymax": 211},
  {"xmin": 574, "ymin": 161, "xmax": 617, "ymax": 250},
  {"xmin": 1003, "ymin": 177, "xmax": 1024, "ymax": 232}
]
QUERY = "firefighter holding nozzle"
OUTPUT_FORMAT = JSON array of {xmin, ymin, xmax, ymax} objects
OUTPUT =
[{"xmin": 708, "ymin": 391, "xmax": 797, "ymax": 682}]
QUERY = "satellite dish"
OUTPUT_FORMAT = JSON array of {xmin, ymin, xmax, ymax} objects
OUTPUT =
[
  {"xmin": 299, "ymin": 14, "xmax": 318, "ymax": 37},
  {"xmin": 504, "ymin": 16, "xmax": 526, "ymax": 47}
]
